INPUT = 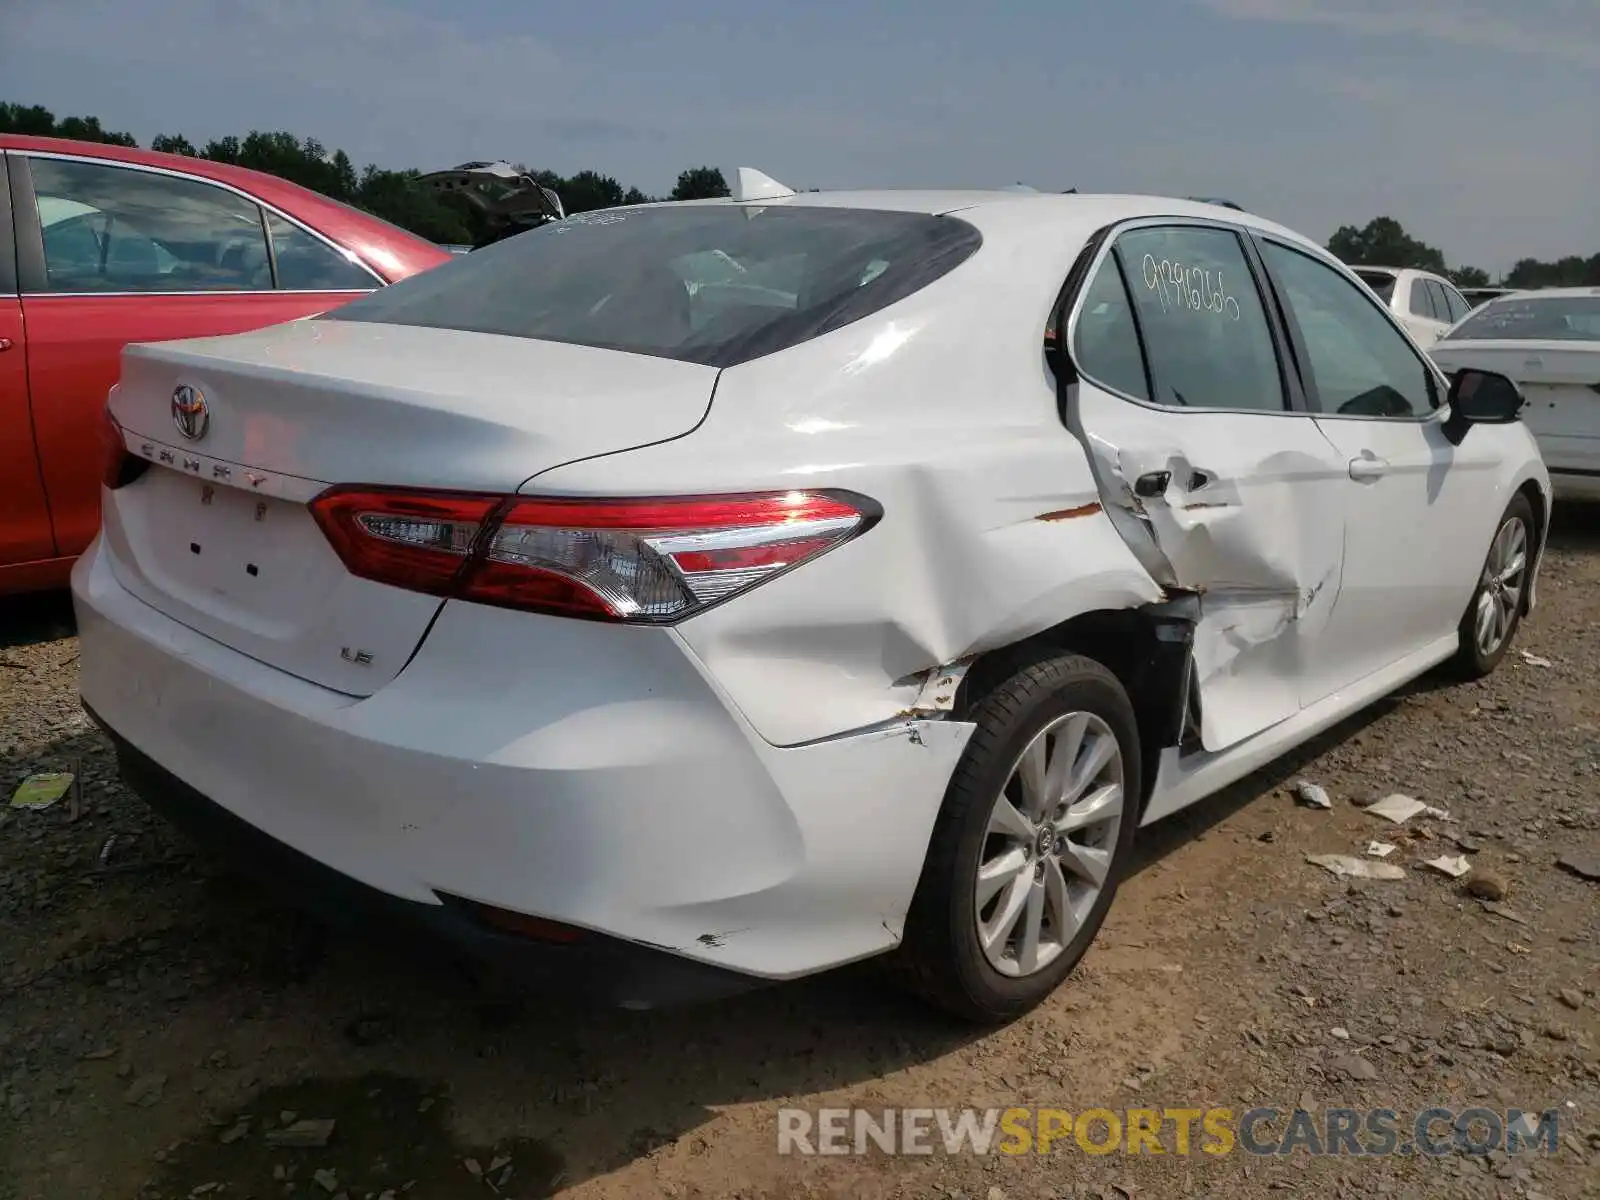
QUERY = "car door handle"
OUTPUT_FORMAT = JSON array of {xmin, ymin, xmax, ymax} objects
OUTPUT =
[
  {"xmin": 0, "ymin": 338, "xmax": 12, "ymax": 352},
  {"xmin": 1348, "ymin": 456, "xmax": 1389, "ymax": 482},
  {"xmin": 1133, "ymin": 470, "xmax": 1171, "ymax": 498}
]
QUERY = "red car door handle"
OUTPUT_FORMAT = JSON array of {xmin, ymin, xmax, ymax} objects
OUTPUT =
[{"xmin": 0, "ymin": 338, "xmax": 12, "ymax": 352}]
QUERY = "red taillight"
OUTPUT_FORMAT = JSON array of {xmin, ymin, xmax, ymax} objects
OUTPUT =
[
  {"xmin": 310, "ymin": 488, "xmax": 500, "ymax": 597},
  {"xmin": 309, "ymin": 486, "xmax": 877, "ymax": 622}
]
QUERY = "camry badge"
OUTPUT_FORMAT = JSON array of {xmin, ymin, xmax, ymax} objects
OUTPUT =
[{"xmin": 172, "ymin": 385, "xmax": 209, "ymax": 441}]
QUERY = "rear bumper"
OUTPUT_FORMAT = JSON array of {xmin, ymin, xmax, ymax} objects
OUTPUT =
[
  {"xmin": 72, "ymin": 536, "xmax": 971, "ymax": 985},
  {"xmin": 94, "ymin": 710, "xmax": 759, "ymax": 1008}
]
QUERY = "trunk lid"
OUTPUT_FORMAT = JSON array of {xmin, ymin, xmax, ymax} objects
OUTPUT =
[
  {"xmin": 1431, "ymin": 339, "xmax": 1600, "ymax": 474},
  {"xmin": 104, "ymin": 320, "xmax": 718, "ymax": 694}
]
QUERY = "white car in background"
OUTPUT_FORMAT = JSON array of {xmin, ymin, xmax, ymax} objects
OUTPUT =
[
  {"xmin": 1431, "ymin": 288, "xmax": 1600, "ymax": 500},
  {"xmin": 1460, "ymin": 286, "xmax": 1519, "ymax": 310},
  {"xmin": 75, "ymin": 175, "xmax": 1550, "ymax": 1022},
  {"xmin": 1353, "ymin": 267, "xmax": 1475, "ymax": 347}
]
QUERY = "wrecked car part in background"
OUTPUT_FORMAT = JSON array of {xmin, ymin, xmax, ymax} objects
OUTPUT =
[{"xmin": 419, "ymin": 160, "xmax": 566, "ymax": 248}]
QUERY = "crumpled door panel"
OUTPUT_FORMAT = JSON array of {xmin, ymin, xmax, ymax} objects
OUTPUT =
[{"xmin": 1071, "ymin": 399, "xmax": 1348, "ymax": 752}]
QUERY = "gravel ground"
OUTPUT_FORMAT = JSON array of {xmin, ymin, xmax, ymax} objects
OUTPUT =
[{"xmin": 1, "ymin": 510, "xmax": 1596, "ymax": 1200}]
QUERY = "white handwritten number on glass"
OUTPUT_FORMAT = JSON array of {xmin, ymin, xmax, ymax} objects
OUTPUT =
[{"xmin": 1142, "ymin": 254, "xmax": 1240, "ymax": 321}]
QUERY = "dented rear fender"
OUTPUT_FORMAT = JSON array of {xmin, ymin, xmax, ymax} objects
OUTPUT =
[{"xmin": 532, "ymin": 423, "xmax": 1168, "ymax": 747}]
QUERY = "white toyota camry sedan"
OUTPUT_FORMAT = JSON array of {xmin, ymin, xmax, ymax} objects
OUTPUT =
[{"xmin": 75, "ymin": 173, "xmax": 1550, "ymax": 1022}]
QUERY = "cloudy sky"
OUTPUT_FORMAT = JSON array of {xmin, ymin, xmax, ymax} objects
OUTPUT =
[{"xmin": 2, "ymin": 0, "xmax": 1596, "ymax": 274}]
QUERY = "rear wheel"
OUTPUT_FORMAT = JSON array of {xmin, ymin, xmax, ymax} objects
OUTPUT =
[
  {"xmin": 896, "ymin": 654, "xmax": 1141, "ymax": 1024},
  {"xmin": 1449, "ymin": 494, "xmax": 1535, "ymax": 679}
]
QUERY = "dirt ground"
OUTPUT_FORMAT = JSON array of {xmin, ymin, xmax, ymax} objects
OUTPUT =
[{"xmin": 2, "ymin": 510, "xmax": 1596, "ymax": 1200}]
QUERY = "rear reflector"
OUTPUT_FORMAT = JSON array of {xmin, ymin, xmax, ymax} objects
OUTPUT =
[
  {"xmin": 309, "ymin": 486, "xmax": 878, "ymax": 622},
  {"xmin": 443, "ymin": 895, "xmax": 587, "ymax": 944}
]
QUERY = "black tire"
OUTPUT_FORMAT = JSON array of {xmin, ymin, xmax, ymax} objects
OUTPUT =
[
  {"xmin": 1448, "ymin": 494, "xmax": 1536, "ymax": 679},
  {"xmin": 895, "ymin": 653, "xmax": 1142, "ymax": 1024}
]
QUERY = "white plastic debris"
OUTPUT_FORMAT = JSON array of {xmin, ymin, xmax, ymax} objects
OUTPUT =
[
  {"xmin": 1366, "ymin": 841, "xmax": 1398, "ymax": 859},
  {"xmin": 1424, "ymin": 854, "xmax": 1472, "ymax": 879},
  {"xmin": 1520, "ymin": 651, "xmax": 1553, "ymax": 668},
  {"xmin": 1365, "ymin": 794, "xmax": 1452, "ymax": 825},
  {"xmin": 1292, "ymin": 780, "xmax": 1333, "ymax": 809},
  {"xmin": 1480, "ymin": 901, "xmax": 1529, "ymax": 925},
  {"xmin": 1306, "ymin": 854, "xmax": 1406, "ymax": 881}
]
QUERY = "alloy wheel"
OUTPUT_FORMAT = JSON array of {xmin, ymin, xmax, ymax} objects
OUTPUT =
[
  {"xmin": 974, "ymin": 711, "xmax": 1125, "ymax": 978},
  {"xmin": 1474, "ymin": 515, "xmax": 1528, "ymax": 659}
]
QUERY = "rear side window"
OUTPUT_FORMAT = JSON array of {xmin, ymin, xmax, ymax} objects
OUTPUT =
[
  {"xmin": 1355, "ymin": 270, "xmax": 1396, "ymax": 303},
  {"xmin": 1072, "ymin": 253, "xmax": 1150, "ymax": 401},
  {"xmin": 1110, "ymin": 225, "xmax": 1286, "ymax": 412},
  {"xmin": 267, "ymin": 213, "xmax": 377, "ymax": 291},
  {"xmin": 1409, "ymin": 278, "xmax": 1438, "ymax": 320},
  {"xmin": 326, "ymin": 206, "xmax": 982, "ymax": 368},
  {"xmin": 1426, "ymin": 280, "xmax": 1451, "ymax": 323}
]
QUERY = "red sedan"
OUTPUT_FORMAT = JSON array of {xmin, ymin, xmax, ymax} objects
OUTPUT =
[{"xmin": 1, "ymin": 135, "xmax": 451, "ymax": 594}]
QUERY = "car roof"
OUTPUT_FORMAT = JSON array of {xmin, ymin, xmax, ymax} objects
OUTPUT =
[
  {"xmin": 1489, "ymin": 286, "xmax": 1600, "ymax": 301},
  {"xmin": 653, "ymin": 188, "xmax": 1326, "ymax": 256},
  {"xmin": 1, "ymin": 134, "xmax": 333, "ymax": 200}
]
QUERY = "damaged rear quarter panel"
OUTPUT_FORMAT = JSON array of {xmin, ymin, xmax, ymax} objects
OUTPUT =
[
  {"xmin": 557, "ymin": 427, "xmax": 1165, "ymax": 747},
  {"xmin": 525, "ymin": 234, "xmax": 1169, "ymax": 747}
]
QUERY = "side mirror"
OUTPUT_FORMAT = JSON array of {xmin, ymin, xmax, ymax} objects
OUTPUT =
[{"xmin": 1443, "ymin": 368, "xmax": 1523, "ymax": 444}]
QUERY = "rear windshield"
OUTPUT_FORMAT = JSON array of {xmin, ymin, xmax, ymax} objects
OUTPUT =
[
  {"xmin": 325, "ymin": 205, "xmax": 982, "ymax": 368},
  {"xmin": 1443, "ymin": 295, "xmax": 1600, "ymax": 342},
  {"xmin": 1354, "ymin": 270, "xmax": 1397, "ymax": 303}
]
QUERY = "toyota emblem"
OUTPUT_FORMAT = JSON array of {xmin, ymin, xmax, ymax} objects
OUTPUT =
[{"xmin": 172, "ymin": 385, "xmax": 209, "ymax": 441}]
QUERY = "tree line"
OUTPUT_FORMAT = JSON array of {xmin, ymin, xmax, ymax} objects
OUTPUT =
[
  {"xmin": 1328, "ymin": 216, "xmax": 1599, "ymax": 291},
  {"xmin": 0, "ymin": 102, "xmax": 729, "ymax": 245},
  {"xmin": 4, "ymin": 101, "xmax": 1595, "ymax": 286}
]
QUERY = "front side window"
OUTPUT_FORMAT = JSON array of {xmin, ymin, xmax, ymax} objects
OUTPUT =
[
  {"xmin": 1111, "ymin": 225, "xmax": 1286, "ymax": 411},
  {"xmin": 1443, "ymin": 294, "xmax": 1600, "ymax": 343},
  {"xmin": 1261, "ymin": 242, "xmax": 1437, "ymax": 419},
  {"xmin": 30, "ymin": 157, "xmax": 270, "ymax": 293},
  {"xmin": 267, "ymin": 213, "xmax": 377, "ymax": 291},
  {"xmin": 326, "ymin": 206, "xmax": 982, "ymax": 368}
]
